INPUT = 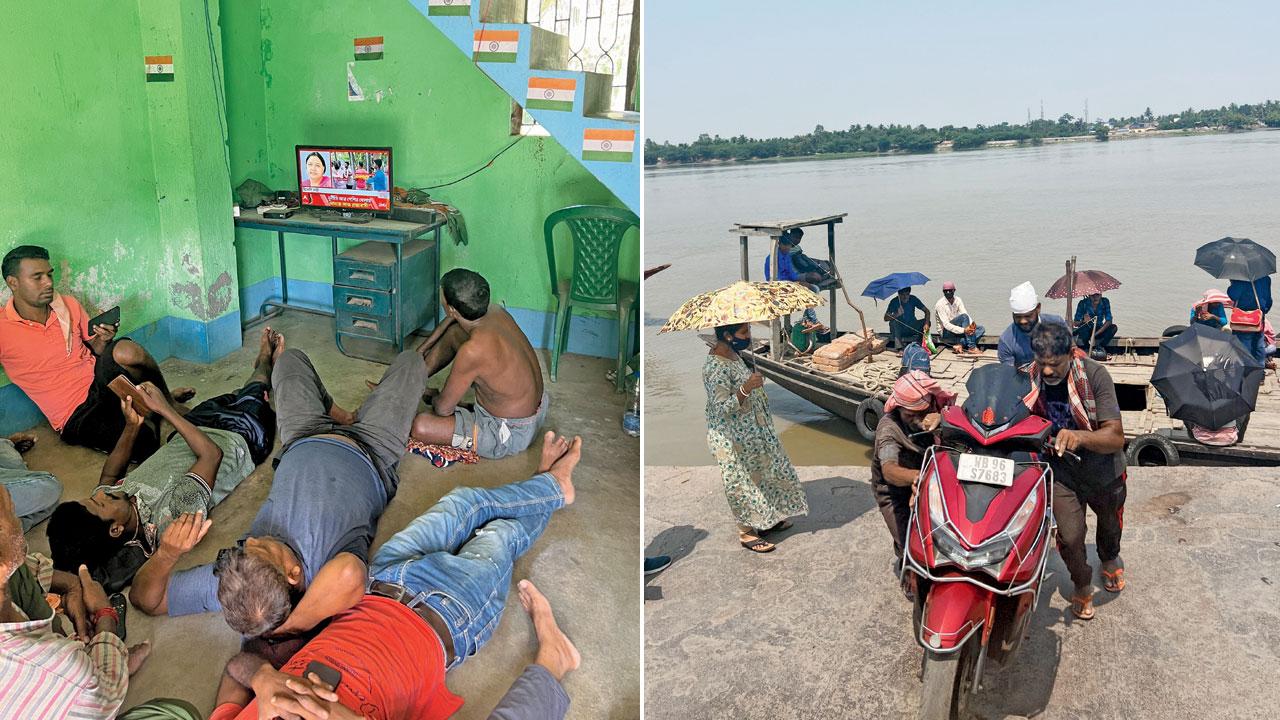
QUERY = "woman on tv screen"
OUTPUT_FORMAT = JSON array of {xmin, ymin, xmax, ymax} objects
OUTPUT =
[{"xmin": 303, "ymin": 151, "xmax": 333, "ymax": 188}]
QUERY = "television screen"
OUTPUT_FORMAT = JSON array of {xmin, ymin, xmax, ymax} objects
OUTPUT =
[{"xmin": 296, "ymin": 145, "xmax": 392, "ymax": 212}]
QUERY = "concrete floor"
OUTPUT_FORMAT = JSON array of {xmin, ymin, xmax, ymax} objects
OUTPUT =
[
  {"xmin": 19, "ymin": 312, "xmax": 640, "ymax": 719},
  {"xmin": 645, "ymin": 465, "xmax": 1280, "ymax": 720}
]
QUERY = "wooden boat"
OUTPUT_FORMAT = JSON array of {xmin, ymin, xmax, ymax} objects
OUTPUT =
[{"xmin": 731, "ymin": 214, "xmax": 1280, "ymax": 466}]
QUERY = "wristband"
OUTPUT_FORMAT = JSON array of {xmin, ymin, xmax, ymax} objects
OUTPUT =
[
  {"xmin": 92, "ymin": 607, "xmax": 119, "ymax": 626},
  {"xmin": 738, "ymin": 385, "xmax": 748, "ymax": 398}
]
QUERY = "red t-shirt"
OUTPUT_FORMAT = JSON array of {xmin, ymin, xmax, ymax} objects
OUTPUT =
[
  {"xmin": 0, "ymin": 295, "xmax": 95, "ymax": 431},
  {"xmin": 210, "ymin": 596, "xmax": 463, "ymax": 720}
]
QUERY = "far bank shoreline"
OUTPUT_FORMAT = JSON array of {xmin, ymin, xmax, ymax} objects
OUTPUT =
[{"xmin": 644, "ymin": 125, "xmax": 1279, "ymax": 172}]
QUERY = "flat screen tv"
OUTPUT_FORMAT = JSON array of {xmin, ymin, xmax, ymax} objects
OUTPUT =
[{"xmin": 296, "ymin": 145, "xmax": 392, "ymax": 212}]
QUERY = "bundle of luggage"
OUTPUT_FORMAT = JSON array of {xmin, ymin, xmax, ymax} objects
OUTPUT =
[{"xmin": 811, "ymin": 330, "xmax": 886, "ymax": 372}]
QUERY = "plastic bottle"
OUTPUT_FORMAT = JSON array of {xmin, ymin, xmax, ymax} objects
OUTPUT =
[{"xmin": 622, "ymin": 371, "xmax": 640, "ymax": 437}]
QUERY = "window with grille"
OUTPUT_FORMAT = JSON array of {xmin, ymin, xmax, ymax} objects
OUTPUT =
[{"xmin": 515, "ymin": 0, "xmax": 638, "ymax": 136}]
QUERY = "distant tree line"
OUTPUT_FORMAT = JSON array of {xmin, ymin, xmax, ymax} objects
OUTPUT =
[{"xmin": 645, "ymin": 100, "xmax": 1280, "ymax": 166}]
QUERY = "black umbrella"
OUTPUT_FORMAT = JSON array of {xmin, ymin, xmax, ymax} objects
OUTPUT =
[
  {"xmin": 1151, "ymin": 324, "xmax": 1265, "ymax": 430},
  {"xmin": 1194, "ymin": 237, "xmax": 1276, "ymax": 282}
]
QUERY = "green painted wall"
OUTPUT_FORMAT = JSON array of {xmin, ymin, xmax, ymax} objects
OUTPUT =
[
  {"xmin": 221, "ymin": 0, "xmax": 637, "ymax": 317},
  {"xmin": 0, "ymin": 1, "xmax": 239, "ymax": 336}
]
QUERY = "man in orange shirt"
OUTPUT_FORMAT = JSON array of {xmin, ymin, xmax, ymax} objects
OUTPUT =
[{"xmin": 0, "ymin": 246, "xmax": 194, "ymax": 459}]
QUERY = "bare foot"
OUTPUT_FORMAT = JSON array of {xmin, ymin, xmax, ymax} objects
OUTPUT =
[
  {"xmin": 328, "ymin": 404, "xmax": 356, "ymax": 425},
  {"xmin": 257, "ymin": 327, "xmax": 274, "ymax": 364},
  {"xmin": 537, "ymin": 431, "xmax": 570, "ymax": 474},
  {"xmin": 517, "ymin": 580, "xmax": 580, "ymax": 682},
  {"xmin": 7, "ymin": 432, "xmax": 36, "ymax": 454},
  {"xmin": 546, "ymin": 435, "xmax": 581, "ymax": 505},
  {"xmin": 271, "ymin": 331, "xmax": 287, "ymax": 363},
  {"xmin": 127, "ymin": 640, "xmax": 151, "ymax": 676},
  {"xmin": 171, "ymin": 387, "xmax": 196, "ymax": 404}
]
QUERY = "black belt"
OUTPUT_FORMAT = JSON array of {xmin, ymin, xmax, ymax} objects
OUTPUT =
[{"xmin": 368, "ymin": 580, "xmax": 456, "ymax": 664}]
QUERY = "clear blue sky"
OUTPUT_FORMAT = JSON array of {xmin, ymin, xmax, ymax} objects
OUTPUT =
[{"xmin": 645, "ymin": 0, "xmax": 1280, "ymax": 142}]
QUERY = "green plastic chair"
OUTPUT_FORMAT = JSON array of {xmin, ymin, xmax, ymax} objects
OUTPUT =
[{"xmin": 544, "ymin": 205, "xmax": 640, "ymax": 392}]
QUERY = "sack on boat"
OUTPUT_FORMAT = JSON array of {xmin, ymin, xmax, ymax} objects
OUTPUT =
[{"xmin": 1230, "ymin": 308, "xmax": 1263, "ymax": 332}]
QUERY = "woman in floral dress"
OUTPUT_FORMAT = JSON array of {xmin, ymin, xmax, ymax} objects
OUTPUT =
[{"xmin": 704, "ymin": 323, "xmax": 809, "ymax": 552}]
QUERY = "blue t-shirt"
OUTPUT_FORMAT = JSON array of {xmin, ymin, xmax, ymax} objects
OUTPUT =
[
  {"xmin": 764, "ymin": 250, "xmax": 799, "ymax": 282},
  {"xmin": 1074, "ymin": 297, "xmax": 1112, "ymax": 326},
  {"xmin": 1228, "ymin": 277, "xmax": 1272, "ymax": 313},
  {"xmin": 370, "ymin": 169, "xmax": 388, "ymax": 192},
  {"xmin": 997, "ymin": 313, "xmax": 1069, "ymax": 368},
  {"xmin": 166, "ymin": 438, "xmax": 387, "ymax": 617}
]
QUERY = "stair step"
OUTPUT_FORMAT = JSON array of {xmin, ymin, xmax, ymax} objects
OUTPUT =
[
  {"xmin": 478, "ymin": 0, "xmax": 524, "ymax": 23},
  {"xmin": 471, "ymin": 25, "xmax": 568, "ymax": 71},
  {"xmin": 584, "ymin": 109, "xmax": 639, "ymax": 124}
]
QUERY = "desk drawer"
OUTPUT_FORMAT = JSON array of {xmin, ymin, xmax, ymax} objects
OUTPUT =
[
  {"xmin": 335, "ymin": 309, "xmax": 396, "ymax": 341},
  {"xmin": 333, "ymin": 258, "xmax": 392, "ymax": 289},
  {"xmin": 333, "ymin": 286, "xmax": 391, "ymax": 317}
]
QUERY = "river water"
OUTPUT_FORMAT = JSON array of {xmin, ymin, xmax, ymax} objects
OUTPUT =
[{"xmin": 643, "ymin": 131, "xmax": 1280, "ymax": 466}]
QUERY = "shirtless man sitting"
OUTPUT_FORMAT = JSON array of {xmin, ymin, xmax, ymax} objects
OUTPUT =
[{"xmin": 410, "ymin": 268, "xmax": 548, "ymax": 459}]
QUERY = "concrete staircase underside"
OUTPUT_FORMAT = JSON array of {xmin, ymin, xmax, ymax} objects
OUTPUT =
[{"xmin": 409, "ymin": 0, "xmax": 639, "ymax": 212}]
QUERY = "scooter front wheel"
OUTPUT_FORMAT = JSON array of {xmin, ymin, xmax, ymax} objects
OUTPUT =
[{"xmin": 919, "ymin": 642, "xmax": 978, "ymax": 720}]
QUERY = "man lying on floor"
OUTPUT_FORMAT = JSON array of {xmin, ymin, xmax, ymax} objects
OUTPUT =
[
  {"xmin": 409, "ymin": 268, "xmax": 549, "ymax": 459},
  {"xmin": 210, "ymin": 433, "xmax": 583, "ymax": 720},
  {"xmin": 130, "ymin": 336, "xmax": 421, "ymax": 647},
  {"xmin": 45, "ymin": 328, "xmax": 279, "ymax": 591},
  {"xmin": 0, "ymin": 244, "xmax": 195, "ymax": 461},
  {"xmin": 0, "ymin": 485, "xmax": 152, "ymax": 719}
]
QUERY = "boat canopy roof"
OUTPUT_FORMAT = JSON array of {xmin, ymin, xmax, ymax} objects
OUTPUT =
[{"xmin": 731, "ymin": 213, "xmax": 848, "ymax": 237}]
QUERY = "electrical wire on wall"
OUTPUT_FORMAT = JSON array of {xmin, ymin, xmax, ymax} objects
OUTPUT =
[{"xmin": 411, "ymin": 136, "xmax": 525, "ymax": 192}]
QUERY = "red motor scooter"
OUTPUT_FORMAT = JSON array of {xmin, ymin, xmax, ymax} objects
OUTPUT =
[{"xmin": 903, "ymin": 363, "xmax": 1065, "ymax": 720}]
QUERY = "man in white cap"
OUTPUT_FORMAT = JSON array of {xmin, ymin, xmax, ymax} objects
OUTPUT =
[
  {"xmin": 998, "ymin": 281, "xmax": 1069, "ymax": 369},
  {"xmin": 934, "ymin": 281, "xmax": 984, "ymax": 355}
]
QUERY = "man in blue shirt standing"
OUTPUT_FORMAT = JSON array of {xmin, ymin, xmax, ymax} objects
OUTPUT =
[
  {"xmin": 370, "ymin": 157, "xmax": 389, "ymax": 192},
  {"xmin": 998, "ymin": 281, "xmax": 1070, "ymax": 370},
  {"xmin": 1228, "ymin": 277, "xmax": 1271, "ymax": 366},
  {"xmin": 1073, "ymin": 292, "xmax": 1118, "ymax": 356}
]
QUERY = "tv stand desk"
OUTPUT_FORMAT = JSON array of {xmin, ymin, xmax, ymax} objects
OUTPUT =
[{"xmin": 234, "ymin": 208, "xmax": 445, "ymax": 362}]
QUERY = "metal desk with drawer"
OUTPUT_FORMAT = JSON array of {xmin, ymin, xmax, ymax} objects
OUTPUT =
[{"xmin": 233, "ymin": 208, "xmax": 445, "ymax": 362}]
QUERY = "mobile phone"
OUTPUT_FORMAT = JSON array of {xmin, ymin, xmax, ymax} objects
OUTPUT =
[
  {"xmin": 89, "ymin": 306, "xmax": 121, "ymax": 331},
  {"xmin": 106, "ymin": 375, "xmax": 152, "ymax": 417},
  {"xmin": 304, "ymin": 660, "xmax": 342, "ymax": 690}
]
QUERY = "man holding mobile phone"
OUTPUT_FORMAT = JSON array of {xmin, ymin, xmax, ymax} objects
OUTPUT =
[{"xmin": 0, "ymin": 245, "xmax": 195, "ymax": 460}]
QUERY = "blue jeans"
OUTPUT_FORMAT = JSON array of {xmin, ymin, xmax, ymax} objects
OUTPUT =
[
  {"xmin": 368, "ymin": 473, "xmax": 565, "ymax": 670},
  {"xmin": 0, "ymin": 440, "xmax": 61, "ymax": 532},
  {"xmin": 940, "ymin": 313, "xmax": 984, "ymax": 351},
  {"xmin": 1237, "ymin": 330, "xmax": 1267, "ymax": 366}
]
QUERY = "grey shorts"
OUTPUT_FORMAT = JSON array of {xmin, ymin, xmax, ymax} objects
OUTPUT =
[{"xmin": 452, "ymin": 392, "xmax": 550, "ymax": 459}]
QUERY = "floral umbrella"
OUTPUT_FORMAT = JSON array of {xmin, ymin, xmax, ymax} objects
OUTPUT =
[
  {"xmin": 659, "ymin": 280, "xmax": 825, "ymax": 333},
  {"xmin": 1045, "ymin": 269, "xmax": 1122, "ymax": 299}
]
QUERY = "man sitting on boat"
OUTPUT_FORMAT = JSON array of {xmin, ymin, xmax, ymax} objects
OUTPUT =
[
  {"xmin": 765, "ymin": 231, "xmax": 827, "ymax": 333},
  {"xmin": 997, "ymin": 281, "xmax": 1069, "ymax": 370},
  {"xmin": 1025, "ymin": 322, "xmax": 1127, "ymax": 621},
  {"xmin": 934, "ymin": 281, "xmax": 984, "ymax": 355},
  {"xmin": 871, "ymin": 371, "xmax": 953, "ymax": 592},
  {"xmin": 1073, "ymin": 292, "xmax": 1118, "ymax": 358},
  {"xmin": 885, "ymin": 286, "xmax": 930, "ymax": 350}
]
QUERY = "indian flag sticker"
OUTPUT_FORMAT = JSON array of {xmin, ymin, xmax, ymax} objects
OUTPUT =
[
  {"xmin": 526, "ymin": 77, "xmax": 576, "ymax": 112},
  {"xmin": 354, "ymin": 36, "xmax": 384, "ymax": 60},
  {"xmin": 473, "ymin": 30, "xmax": 518, "ymax": 63},
  {"xmin": 428, "ymin": 0, "xmax": 470, "ymax": 16},
  {"xmin": 144, "ymin": 55, "xmax": 173, "ymax": 82},
  {"xmin": 583, "ymin": 129, "xmax": 635, "ymax": 163}
]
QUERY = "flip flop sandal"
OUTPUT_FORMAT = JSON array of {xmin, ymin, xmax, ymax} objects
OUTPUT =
[
  {"xmin": 762, "ymin": 520, "xmax": 793, "ymax": 535},
  {"xmin": 1070, "ymin": 593, "xmax": 1095, "ymax": 620},
  {"xmin": 1101, "ymin": 568, "xmax": 1126, "ymax": 593},
  {"xmin": 740, "ymin": 536, "xmax": 776, "ymax": 553}
]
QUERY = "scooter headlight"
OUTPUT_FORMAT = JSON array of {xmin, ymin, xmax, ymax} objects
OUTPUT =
[
  {"xmin": 932, "ymin": 529, "xmax": 1013, "ymax": 571},
  {"xmin": 926, "ymin": 468, "xmax": 945, "ymax": 529}
]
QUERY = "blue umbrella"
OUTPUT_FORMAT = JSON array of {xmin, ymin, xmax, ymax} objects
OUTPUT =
[{"xmin": 862, "ymin": 272, "xmax": 931, "ymax": 301}]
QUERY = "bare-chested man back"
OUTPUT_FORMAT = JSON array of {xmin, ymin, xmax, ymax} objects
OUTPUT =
[{"xmin": 411, "ymin": 268, "xmax": 548, "ymax": 458}]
